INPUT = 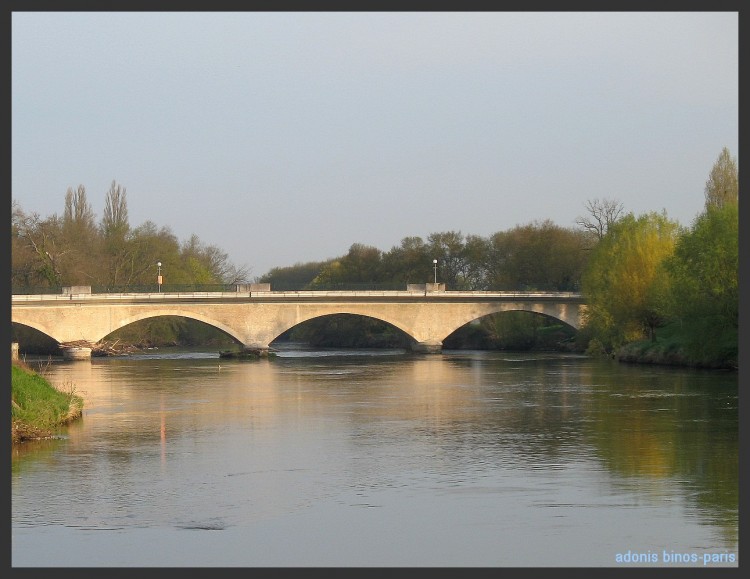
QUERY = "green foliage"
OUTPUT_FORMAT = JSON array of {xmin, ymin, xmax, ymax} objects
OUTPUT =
[
  {"xmin": 584, "ymin": 337, "xmax": 609, "ymax": 358},
  {"xmin": 662, "ymin": 203, "xmax": 738, "ymax": 367},
  {"xmin": 483, "ymin": 221, "xmax": 590, "ymax": 290},
  {"xmin": 577, "ymin": 148, "xmax": 739, "ymax": 368},
  {"xmin": 259, "ymin": 260, "xmax": 328, "ymax": 289},
  {"xmin": 379, "ymin": 236, "xmax": 432, "ymax": 284},
  {"xmin": 581, "ymin": 211, "xmax": 680, "ymax": 349},
  {"xmin": 309, "ymin": 243, "xmax": 384, "ymax": 287}
]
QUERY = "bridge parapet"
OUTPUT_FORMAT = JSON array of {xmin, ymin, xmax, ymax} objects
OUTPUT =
[
  {"xmin": 62, "ymin": 286, "xmax": 92, "ymax": 295},
  {"xmin": 407, "ymin": 283, "xmax": 446, "ymax": 293}
]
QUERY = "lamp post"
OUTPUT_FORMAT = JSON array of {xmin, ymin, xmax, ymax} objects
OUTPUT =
[
  {"xmin": 157, "ymin": 262, "xmax": 162, "ymax": 292},
  {"xmin": 433, "ymin": 259, "xmax": 438, "ymax": 285}
]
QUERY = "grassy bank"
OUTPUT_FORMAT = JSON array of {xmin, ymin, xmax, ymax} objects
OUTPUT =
[{"xmin": 11, "ymin": 360, "xmax": 84, "ymax": 444}]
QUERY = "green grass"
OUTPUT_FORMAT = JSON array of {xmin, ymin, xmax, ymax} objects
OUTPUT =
[{"xmin": 11, "ymin": 362, "xmax": 84, "ymax": 442}]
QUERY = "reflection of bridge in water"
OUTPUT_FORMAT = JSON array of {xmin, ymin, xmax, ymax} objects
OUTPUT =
[{"xmin": 12, "ymin": 285, "xmax": 586, "ymax": 360}]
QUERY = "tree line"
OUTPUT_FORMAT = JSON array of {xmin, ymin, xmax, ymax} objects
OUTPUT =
[
  {"xmin": 11, "ymin": 181, "xmax": 250, "ymax": 292},
  {"xmin": 265, "ymin": 147, "xmax": 737, "ymax": 366},
  {"xmin": 11, "ymin": 148, "xmax": 738, "ymax": 367}
]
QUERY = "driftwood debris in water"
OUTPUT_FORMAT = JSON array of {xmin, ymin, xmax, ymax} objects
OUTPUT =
[{"xmin": 59, "ymin": 340, "xmax": 142, "ymax": 357}]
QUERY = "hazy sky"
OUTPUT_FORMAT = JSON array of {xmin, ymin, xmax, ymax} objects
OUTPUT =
[{"xmin": 11, "ymin": 11, "xmax": 738, "ymax": 279}]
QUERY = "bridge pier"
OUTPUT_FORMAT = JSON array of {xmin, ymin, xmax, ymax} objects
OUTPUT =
[
  {"xmin": 411, "ymin": 340, "xmax": 443, "ymax": 354},
  {"xmin": 61, "ymin": 346, "xmax": 92, "ymax": 361}
]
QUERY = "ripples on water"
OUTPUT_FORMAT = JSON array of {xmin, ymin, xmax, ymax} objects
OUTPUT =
[{"xmin": 12, "ymin": 346, "xmax": 738, "ymax": 567}]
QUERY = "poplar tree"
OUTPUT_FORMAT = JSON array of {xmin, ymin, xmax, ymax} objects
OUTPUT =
[
  {"xmin": 704, "ymin": 147, "xmax": 738, "ymax": 210},
  {"xmin": 102, "ymin": 180, "xmax": 129, "ymax": 239},
  {"xmin": 100, "ymin": 180, "xmax": 133, "ymax": 287},
  {"xmin": 62, "ymin": 185, "xmax": 99, "ymax": 285}
]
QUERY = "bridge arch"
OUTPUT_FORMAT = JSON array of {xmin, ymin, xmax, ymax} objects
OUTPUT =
[
  {"xmin": 12, "ymin": 320, "xmax": 58, "ymax": 343},
  {"xmin": 436, "ymin": 302, "xmax": 581, "ymax": 341},
  {"xmin": 268, "ymin": 308, "xmax": 420, "ymax": 346},
  {"xmin": 108, "ymin": 309, "xmax": 246, "ymax": 345}
]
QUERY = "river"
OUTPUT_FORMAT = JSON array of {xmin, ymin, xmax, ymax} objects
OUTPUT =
[{"xmin": 11, "ymin": 346, "xmax": 738, "ymax": 567}]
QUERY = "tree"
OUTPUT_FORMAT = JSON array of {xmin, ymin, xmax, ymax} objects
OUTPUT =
[
  {"xmin": 704, "ymin": 147, "xmax": 738, "ymax": 210},
  {"xmin": 125, "ymin": 220, "xmax": 181, "ymax": 287},
  {"xmin": 380, "ymin": 236, "xmax": 431, "ymax": 284},
  {"xmin": 663, "ymin": 203, "xmax": 738, "ymax": 366},
  {"xmin": 179, "ymin": 234, "xmax": 251, "ymax": 285},
  {"xmin": 576, "ymin": 197, "xmax": 625, "ymax": 244},
  {"xmin": 260, "ymin": 260, "xmax": 328, "ymax": 289},
  {"xmin": 485, "ymin": 221, "xmax": 590, "ymax": 291},
  {"xmin": 101, "ymin": 180, "xmax": 129, "ymax": 239},
  {"xmin": 310, "ymin": 243, "xmax": 382, "ymax": 288},
  {"xmin": 62, "ymin": 185, "xmax": 100, "ymax": 285},
  {"xmin": 12, "ymin": 204, "xmax": 66, "ymax": 288},
  {"xmin": 427, "ymin": 231, "xmax": 469, "ymax": 289},
  {"xmin": 63, "ymin": 185, "xmax": 96, "ymax": 229},
  {"xmin": 100, "ymin": 180, "xmax": 133, "ymax": 287},
  {"xmin": 581, "ymin": 211, "xmax": 680, "ymax": 349},
  {"xmin": 462, "ymin": 234, "xmax": 491, "ymax": 290}
]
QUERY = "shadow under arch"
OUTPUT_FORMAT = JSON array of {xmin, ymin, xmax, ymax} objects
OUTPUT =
[
  {"xmin": 12, "ymin": 322, "xmax": 61, "ymax": 356},
  {"xmin": 104, "ymin": 315, "xmax": 242, "ymax": 349},
  {"xmin": 443, "ymin": 309, "xmax": 578, "ymax": 351},
  {"xmin": 273, "ymin": 313, "xmax": 415, "ymax": 349}
]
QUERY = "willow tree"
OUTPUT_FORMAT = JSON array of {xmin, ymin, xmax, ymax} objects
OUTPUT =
[{"xmin": 581, "ymin": 211, "xmax": 680, "ymax": 350}]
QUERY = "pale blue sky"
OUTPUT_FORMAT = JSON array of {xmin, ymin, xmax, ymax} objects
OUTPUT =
[{"xmin": 11, "ymin": 11, "xmax": 738, "ymax": 278}]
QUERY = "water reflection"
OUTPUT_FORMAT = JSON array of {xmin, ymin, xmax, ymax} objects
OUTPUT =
[{"xmin": 12, "ymin": 349, "xmax": 737, "ymax": 567}]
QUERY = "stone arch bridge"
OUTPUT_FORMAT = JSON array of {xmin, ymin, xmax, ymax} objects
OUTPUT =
[{"xmin": 11, "ymin": 286, "xmax": 586, "ymax": 360}]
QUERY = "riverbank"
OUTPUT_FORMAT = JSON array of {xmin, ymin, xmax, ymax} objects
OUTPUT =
[
  {"xmin": 11, "ymin": 360, "xmax": 84, "ymax": 444},
  {"xmin": 615, "ymin": 339, "xmax": 737, "ymax": 370}
]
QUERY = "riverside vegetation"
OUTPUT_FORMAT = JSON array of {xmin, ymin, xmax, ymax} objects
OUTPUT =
[{"xmin": 12, "ymin": 359, "xmax": 84, "ymax": 444}]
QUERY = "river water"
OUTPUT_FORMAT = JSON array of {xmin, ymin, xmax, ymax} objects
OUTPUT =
[{"xmin": 11, "ymin": 346, "xmax": 738, "ymax": 567}]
